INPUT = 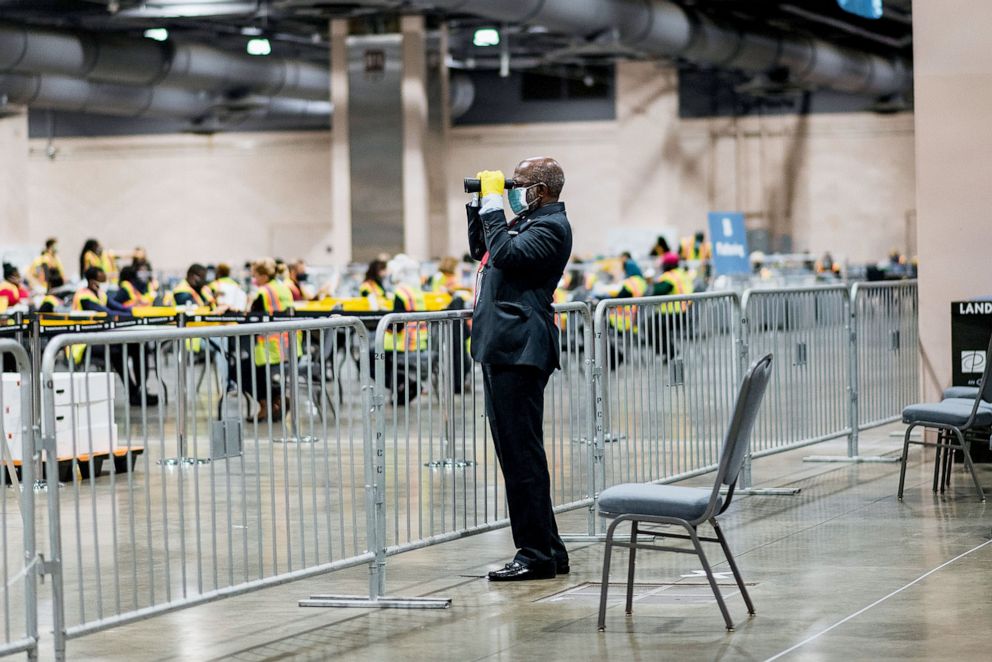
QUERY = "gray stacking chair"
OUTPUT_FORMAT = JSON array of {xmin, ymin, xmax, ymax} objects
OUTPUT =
[
  {"xmin": 596, "ymin": 354, "xmax": 773, "ymax": 633},
  {"xmin": 898, "ymin": 335, "xmax": 992, "ymax": 501}
]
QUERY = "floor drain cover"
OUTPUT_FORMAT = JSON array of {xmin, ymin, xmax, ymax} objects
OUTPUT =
[{"xmin": 536, "ymin": 582, "xmax": 745, "ymax": 606}]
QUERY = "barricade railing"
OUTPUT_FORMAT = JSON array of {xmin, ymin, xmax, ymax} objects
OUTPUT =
[
  {"xmin": 0, "ymin": 340, "xmax": 38, "ymax": 661},
  {"xmin": 852, "ymin": 281, "xmax": 921, "ymax": 433},
  {"xmin": 0, "ymin": 280, "xmax": 920, "ymax": 655},
  {"xmin": 739, "ymin": 286, "xmax": 851, "ymax": 488},
  {"xmin": 366, "ymin": 303, "xmax": 596, "ymax": 589},
  {"xmin": 38, "ymin": 318, "xmax": 375, "ymax": 660},
  {"xmin": 592, "ymin": 293, "xmax": 743, "ymax": 495}
]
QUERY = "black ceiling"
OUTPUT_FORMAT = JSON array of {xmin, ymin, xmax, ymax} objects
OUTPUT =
[{"xmin": 0, "ymin": 0, "xmax": 913, "ymax": 71}]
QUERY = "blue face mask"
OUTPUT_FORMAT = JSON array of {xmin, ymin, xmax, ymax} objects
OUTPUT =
[{"xmin": 508, "ymin": 183, "xmax": 542, "ymax": 216}]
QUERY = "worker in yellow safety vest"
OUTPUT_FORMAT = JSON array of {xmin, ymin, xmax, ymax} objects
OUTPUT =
[
  {"xmin": 607, "ymin": 265, "xmax": 649, "ymax": 333},
  {"xmin": 37, "ymin": 273, "xmax": 66, "ymax": 313},
  {"xmin": 385, "ymin": 279, "xmax": 429, "ymax": 352},
  {"xmin": 27, "ymin": 238, "xmax": 66, "ymax": 291},
  {"xmin": 79, "ymin": 238, "xmax": 123, "ymax": 283},
  {"xmin": 652, "ymin": 252, "xmax": 693, "ymax": 313},
  {"xmin": 359, "ymin": 259, "xmax": 391, "ymax": 309},
  {"xmin": 114, "ymin": 266, "xmax": 154, "ymax": 309},
  {"xmin": 70, "ymin": 267, "xmax": 157, "ymax": 405},
  {"xmin": 679, "ymin": 232, "xmax": 712, "ymax": 262},
  {"xmin": 427, "ymin": 256, "xmax": 461, "ymax": 295}
]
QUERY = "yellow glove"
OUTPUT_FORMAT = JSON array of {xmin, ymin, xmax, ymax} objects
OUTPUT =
[{"xmin": 478, "ymin": 170, "xmax": 505, "ymax": 198}]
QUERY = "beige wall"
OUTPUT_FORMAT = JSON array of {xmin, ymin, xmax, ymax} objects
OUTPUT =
[
  {"xmin": 446, "ymin": 62, "xmax": 915, "ymax": 262},
  {"xmin": 14, "ymin": 61, "xmax": 915, "ymax": 275},
  {"xmin": 913, "ymin": 0, "xmax": 992, "ymax": 398},
  {"xmin": 0, "ymin": 112, "xmax": 30, "ymax": 245},
  {"xmin": 25, "ymin": 131, "xmax": 333, "ymax": 274}
]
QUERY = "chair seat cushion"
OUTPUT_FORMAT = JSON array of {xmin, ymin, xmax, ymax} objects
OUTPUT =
[
  {"xmin": 597, "ymin": 483, "xmax": 721, "ymax": 522},
  {"xmin": 943, "ymin": 386, "xmax": 981, "ymax": 400},
  {"xmin": 902, "ymin": 400, "xmax": 992, "ymax": 427}
]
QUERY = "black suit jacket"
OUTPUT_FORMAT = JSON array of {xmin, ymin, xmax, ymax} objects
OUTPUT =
[{"xmin": 467, "ymin": 200, "xmax": 572, "ymax": 374}]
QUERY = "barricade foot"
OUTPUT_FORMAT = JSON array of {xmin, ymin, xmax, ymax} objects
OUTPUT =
[
  {"xmin": 158, "ymin": 457, "xmax": 211, "ymax": 466},
  {"xmin": 273, "ymin": 436, "xmax": 320, "ymax": 444},
  {"xmin": 724, "ymin": 486, "xmax": 801, "ymax": 496},
  {"xmin": 299, "ymin": 595, "xmax": 452, "ymax": 609},
  {"xmin": 803, "ymin": 455, "xmax": 901, "ymax": 464},
  {"xmin": 423, "ymin": 458, "xmax": 476, "ymax": 468}
]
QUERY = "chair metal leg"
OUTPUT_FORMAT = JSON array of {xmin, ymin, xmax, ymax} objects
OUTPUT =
[
  {"xmin": 625, "ymin": 521, "xmax": 638, "ymax": 616},
  {"xmin": 932, "ymin": 429, "xmax": 944, "ymax": 493},
  {"xmin": 954, "ymin": 429, "xmax": 986, "ymax": 501},
  {"xmin": 597, "ymin": 518, "xmax": 620, "ymax": 632},
  {"xmin": 940, "ymin": 430, "xmax": 953, "ymax": 493},
  {"xmin": 686, "ymin": 524, "xmax": 734, "ymax": 631},
  {"xmin": 711, "ymin": 520, "xmax": 754, "ymax": 616},
  {"xmin": 897, "ymin": 424, "xmax": 914, "ymax": 500}
]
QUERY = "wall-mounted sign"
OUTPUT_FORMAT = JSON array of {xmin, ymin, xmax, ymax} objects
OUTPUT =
[{"xmin": 707, "ymin": 212, "xmax": 750, "ymax": 276}]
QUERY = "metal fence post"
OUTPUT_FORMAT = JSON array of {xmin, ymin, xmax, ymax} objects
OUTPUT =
[
  {"xmin": 39, "ymin": 341, "xmax": 67, "ymax": 661},
  {"xmin": 737, "ymin": 292, "xmax": 754, "ymax": 490},
  {"xmin": 847, "ymin": 289, "xmax": 860, "ymax": 459},
  {"xmin": 582, "ymin": 302, "xmax": 599, "ymax": 536},
  {"xmin": 371, "ymin": 325, "xmax": 389, "ymax": 599},
  {"xmin": 0, "ymin": 340, "xmax": 39, "ymax": 661}
]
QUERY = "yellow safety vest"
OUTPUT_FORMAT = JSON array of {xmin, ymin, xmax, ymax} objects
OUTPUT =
[
  {"xmin": 30, "ymin": 252, "xmax": 65, "ymax": 287},
  {"xmin": 608, "ymin": 276, "xmax": 647, "ymax": 332},
  {"xmin": 253, "ymin": 284, "xmax": 288, "ymax": 365},
  {"xmin": 384, "ymin": 286, "xmax": 428, "ymax": 352},
  {"xmin": 428, "ymin": 272, "xmax": 458, "ymax": 293},
  {"xmin": 657, "ymin": 269, "xmax": 693, "ymax": 314},
  {"xmin": 69, "ymin": 287, "xmax": 108, "ymax": 363}
]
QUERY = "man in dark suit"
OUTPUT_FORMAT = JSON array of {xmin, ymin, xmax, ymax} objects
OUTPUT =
[{"xmin": 467, "ymin": 157, "xmax": 573, "ymax": 581}]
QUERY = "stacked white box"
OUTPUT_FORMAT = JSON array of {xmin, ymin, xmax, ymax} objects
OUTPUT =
[
  {"xmin": 2, "ymin": 372, "xmax": 117, "ymax": 463},
  {"xmin": 1, "ymin": 373, "xmax": 27, "ymax": 464}
]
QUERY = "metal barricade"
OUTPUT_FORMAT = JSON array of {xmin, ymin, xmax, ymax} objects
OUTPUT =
[
  {"xmin": 369, "ymin": 302, "xmax": 596, "ymax": 590},
  {"xmin": 741, "ymin": 286, "xmax": 851, "ymax": 480},
  {"xmin": 592, "ymin": 293, "xmax": 742, "ymax": 493},
  {"xmin": 851, "ymin": 281, "xmax": 920, "ymax": 435},
  {"xmin": 0, "ymin": 340, "xmax": 38, "ymax": 661},
  {"xmin": 38, "ymin": 318, "xmax": 375, "ymax": 660}
]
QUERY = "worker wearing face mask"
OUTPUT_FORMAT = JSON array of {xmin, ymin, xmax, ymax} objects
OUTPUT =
[
  {"xmin": 70, "ymin": 267, "xmax": 157, "ymax": 405},
  {"xmin": 467, "ymin": 157, "xmax": 573, "ymax": 582},
  {"xmin": 72, "ymin": 267, "xmax": 129, "ymax": 315}
]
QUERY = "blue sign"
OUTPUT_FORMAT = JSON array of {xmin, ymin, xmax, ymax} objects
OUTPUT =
[
  {"xmin": 837, "ymin": 0, "xmax": 883, "ymax": 20},
  {"xmin": 707, "ymin": 212, "xmax": 750, "ymax": 276}
]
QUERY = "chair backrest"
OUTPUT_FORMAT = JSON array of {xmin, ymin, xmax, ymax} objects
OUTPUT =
[
  {"xmin": 968, "ymin": 333, "xmax": 992, "ymax": 425},
  {"xmin": 709, "ymin": 354, "xmax": 774, "ymax": 509}
]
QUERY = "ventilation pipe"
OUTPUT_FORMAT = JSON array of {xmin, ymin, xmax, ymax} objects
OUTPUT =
[
  {"xmin": 0, "ymin": 72, "xmax": 331, "ymax": 126},
  {"xmin": 355, "ymin": 0, "xmax": 910, "ymax": 97},
  {"xmin": 0, "ymin": 22, "xmax": 329, "ymax": 101}
]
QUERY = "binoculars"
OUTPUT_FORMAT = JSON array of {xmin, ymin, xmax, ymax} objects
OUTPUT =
[{"xmin": 463, "ymin": 177, "xmax": 521, "ymax": 193}]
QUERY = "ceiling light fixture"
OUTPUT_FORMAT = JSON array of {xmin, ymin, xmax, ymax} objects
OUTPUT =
[
  {"xmin": 473, "ymin": 28, "xmax": 500, "ymax": 47},
  {"xmin": 143, "ymin": 28, "xmax": 169, "ymax": 42},
  {"xmin": 246, "ymin": 38, "xmax": 272, "ymax": 56}
]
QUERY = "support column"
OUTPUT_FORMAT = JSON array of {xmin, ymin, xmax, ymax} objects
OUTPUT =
[
  {"xmin": 401, "ymin": 14, "xmax": 431, "ymax": 260},
  {"xmin": 913, "ymin": 0, "xmax": 992, "ymax": 399},
  {"xmin": 427, "ymin": 22, "xmax": 452, "ymax": 258},
  {"xmin": 0, "ymin": 111, "xmax": 29, "ymax": 245},
  {"xmin": 329, "ymin": 19, "xmax": 352, "ymax": 266}
]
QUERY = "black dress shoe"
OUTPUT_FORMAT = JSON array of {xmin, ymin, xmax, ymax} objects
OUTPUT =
[
  {"xmin": 488, "ymin": 560, "xmax": 556, "ymax": 582},
  {"xmin": 556, "ymin": 559, "xmax": 570, "ymax": 575}
]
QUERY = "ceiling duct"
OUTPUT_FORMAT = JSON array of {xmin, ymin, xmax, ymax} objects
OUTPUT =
[
  {"xmin": 0, "ymin": 72, "xmax": 331, "ymax": 128},
  {"xmin": 0, "ymin": 21, "xmax": 330, "ymax": 101},
  {"xmin": 337, "ymin": 0, "xmax": 910, "ymax": 98}
]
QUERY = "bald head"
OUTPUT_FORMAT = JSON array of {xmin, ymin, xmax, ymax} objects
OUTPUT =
[{"xmin": 513, "ymin": 157, "xmax": 564, "ymax": 208}]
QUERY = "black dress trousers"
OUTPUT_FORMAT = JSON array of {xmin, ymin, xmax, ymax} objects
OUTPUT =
[{"xmin": 482, "ymin": 363, "xmax": 568, "ymax": 568}]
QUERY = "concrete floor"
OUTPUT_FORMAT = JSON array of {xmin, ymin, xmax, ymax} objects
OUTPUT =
[{"xmin": 30, "ymin": 424, "xmax": 992, "ymax": 661}]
